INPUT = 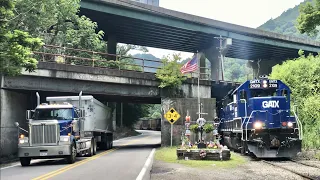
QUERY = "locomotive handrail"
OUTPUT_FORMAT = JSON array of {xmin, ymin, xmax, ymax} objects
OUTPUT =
[
  {"xmin": 292, "ymin": 108, "xmax": 303, "ymax": 140},
  {"xmin": 241, "ymin": 110, "xmax": 255, "ymax": 141},
  {"xmin": 242, "ymin": 110, "xmax": 268, "ymax": 141},
  {"xmin": 239, "ymin": 99, "xmax": 247, "ymax": 117}
]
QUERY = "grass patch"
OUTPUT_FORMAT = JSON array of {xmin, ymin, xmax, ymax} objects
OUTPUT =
[{"xmin": 155, "ymin": 147, "xmax": 247, "ymax": 169}]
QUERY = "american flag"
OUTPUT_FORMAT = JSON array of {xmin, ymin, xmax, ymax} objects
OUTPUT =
[{"xmin": 180, "ymin": 53, "xmax": 199, "ymax": 74}]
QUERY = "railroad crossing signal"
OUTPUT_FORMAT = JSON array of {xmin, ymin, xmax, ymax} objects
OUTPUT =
[{"xmin": 164, "ymin": 108, "xmax": 180, "ymax": 125}]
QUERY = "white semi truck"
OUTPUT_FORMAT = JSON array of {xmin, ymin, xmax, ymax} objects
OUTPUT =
[{"xmin": 15, "ymin": 92, "xmax": 113, "ymax": 166}]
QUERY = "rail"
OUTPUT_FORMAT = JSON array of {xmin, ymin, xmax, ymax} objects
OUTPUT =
[{"xmin": 32, "ymin": 45, "xmax": 211, "ymax": 79}]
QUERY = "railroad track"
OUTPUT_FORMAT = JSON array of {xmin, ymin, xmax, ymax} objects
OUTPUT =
[{"xmin": 261, "ymin": 160, "xmax": 320, "ymax": 180}]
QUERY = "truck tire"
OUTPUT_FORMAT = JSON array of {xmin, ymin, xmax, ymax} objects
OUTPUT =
[
  {"xmin": 100, "ymin": 133, "xmax": 108, "ymax": 150},
  {"xmin": 109, "ymin": 134, "xmax": 113, "ymax": 149},
  {"xmin": 93, "ymin": 138, "xmax": 97, "ymax": 155},
  {"xmin": 66, "ymin": 143, "xmax": 76, "ymax": 164},
  {"xmin": 87, "ymin": 138, "xmax": 96, "ymax": 156},
  {"xmin": 20, "ymin": 157, "xmax": 31, "ymax": 166}
]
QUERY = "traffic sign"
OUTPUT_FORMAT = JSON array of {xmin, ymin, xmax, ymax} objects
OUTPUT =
[{"xmin": 164, "ymin": 108, "xmax": 180, "ymax": 124}]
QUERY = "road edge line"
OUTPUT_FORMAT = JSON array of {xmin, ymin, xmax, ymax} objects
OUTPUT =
[
  {"xmin": 136, "ymin": 148, "xmax": 156, "ymax": 180},
  {"xmin": 0, "ymin": 159, "xmax": 43, "ymax": 170}
]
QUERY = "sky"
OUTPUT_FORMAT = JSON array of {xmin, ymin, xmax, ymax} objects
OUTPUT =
[{"xmin": 127, "ymin": 0, "xmax": 305, "ymax": 59}]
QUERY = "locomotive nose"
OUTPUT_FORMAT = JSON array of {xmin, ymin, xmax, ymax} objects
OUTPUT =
[{"xmin": 249, "ymin": 96, "xmax": 288, "ymax": 129}]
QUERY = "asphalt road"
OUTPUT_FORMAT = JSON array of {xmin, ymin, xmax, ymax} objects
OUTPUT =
[{"xmin": 0, "ymin": 130, "xmax": 160, "ymax": 180}]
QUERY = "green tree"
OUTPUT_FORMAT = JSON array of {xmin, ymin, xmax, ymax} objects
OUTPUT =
[
  {"xmin": 0, "ymin": 0, "xmax": 43, "ymax": 76},
  {"xmin": 122, "ymin": 103, "xmax": 150, "ymax": 127},
  {"xmin": 269, "ymin": 52, "xmax": 320, "ymax": 149},
  {"xmin": 9, "ymin": 0, "xmax": 106, "ymax": 51},
  {"xmin": 297, "ymin": 0, "xmax": 320, "ymax": 36},
  {"xmin": 155, "ymin": 53, "xmax": 187, "ymax": 88}
]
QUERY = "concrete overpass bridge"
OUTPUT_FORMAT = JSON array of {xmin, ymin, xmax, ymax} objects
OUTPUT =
[
  {"xmin": 1, "ymin": 47, "xmax": 239, "ymax": 157},
  {"xmin": 79, "ymin": 0, "xmax": 320, "ymax": 80}
]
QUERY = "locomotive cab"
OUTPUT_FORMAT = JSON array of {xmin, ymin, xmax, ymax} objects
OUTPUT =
[{"xmin": 218, "ymin": 76, "xmax": 302, "ymax": 158}]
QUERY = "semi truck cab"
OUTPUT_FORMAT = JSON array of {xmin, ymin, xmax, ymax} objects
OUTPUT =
[{"xmin": 15, "ymin": 92, "xmax": 113, "ymax": 166}]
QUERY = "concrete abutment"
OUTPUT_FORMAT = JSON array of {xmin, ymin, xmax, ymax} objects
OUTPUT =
[{"xmin": 0, "ymin": 89, "xmax": 29, "ymax": 160}]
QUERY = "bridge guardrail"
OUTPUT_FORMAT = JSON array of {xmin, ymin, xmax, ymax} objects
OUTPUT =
[{"xmin": 32, "ymin": 44, "xmax": 211, "ymax": 79}]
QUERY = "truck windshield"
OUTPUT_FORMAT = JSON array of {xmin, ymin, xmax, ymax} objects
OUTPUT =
[{"xmin": 33, "ymin": 108, "xmax": 73, "ymax": 120}]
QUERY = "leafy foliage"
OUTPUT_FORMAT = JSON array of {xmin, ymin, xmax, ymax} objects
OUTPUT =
[
  {"xmin": 147, "ymin": 104, "xmax": 161, "ymax": 119},
  {"xmin": 155, "ymin": 53, "xmax": 187, "ymax": 88},
  {"xmin": 122, "ymin": 103, "xmax": 150, "ymax": 127},
  {"xmin": 258, "ymin": 0, "xmax": 320, "ymax": 41},
  {"xmin": 297, "ymin": 0, "xmax": 320, "ymax": 36},
  {"xmin": 269, "ymin": 53, "xmax": 320, "ymax": 149},
  {"xmin": 0, "ymin": 0, "xmax": 43, "ymax": 76}
]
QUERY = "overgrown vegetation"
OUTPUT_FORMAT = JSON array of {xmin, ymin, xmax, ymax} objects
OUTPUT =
[
  {"xmin": 269, "ymin": 52, "xmax": 320, "ymax": 149},
  {"xmin": 0, "ymin": 0, "xmax": 43, "ymax": 76},
  {"xmin": 297, "ymin": 0, "xmax": 320, "ymax": 37},
  {"xmin": 155, "ymin": 53, "xmax": 187, "ymax": 88},
  {"xmin": 121, "ymin": 103, "xmax": 150, "ymax": 128},
  {"xmin": 1, "ymin": 0, "xmax": 147, "ymax": 75},
  {"xmin": 155, "ymin": 146, "xmax": 247, "ymax": 168},
  {"xmin": 259, "ymin": 0, "xmax": 319, "ymax": 41}
]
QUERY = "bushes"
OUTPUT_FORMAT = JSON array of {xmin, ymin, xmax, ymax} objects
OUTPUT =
[{"xmin": 270, "ymin": 52, "xmax": 320, "ymax": 149}]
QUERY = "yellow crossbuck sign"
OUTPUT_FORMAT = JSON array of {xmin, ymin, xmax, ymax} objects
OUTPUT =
[{"xmin": 164, "ymin": 108, "xmax": 180, "ymax": 124}]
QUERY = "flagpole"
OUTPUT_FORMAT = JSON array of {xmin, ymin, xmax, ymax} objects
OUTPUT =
[{"xmin": 197, "ymin": 52, "xmax": 200, "ymax": 119}]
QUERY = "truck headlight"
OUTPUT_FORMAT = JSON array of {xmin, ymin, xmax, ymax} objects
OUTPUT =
[
  {"xmin": 60, "ymin": 136, "xmax": 70, "ymax": 142},
  {"xmin": 19, "ymin": 137, "xmax": 28, "ymax": 144}
]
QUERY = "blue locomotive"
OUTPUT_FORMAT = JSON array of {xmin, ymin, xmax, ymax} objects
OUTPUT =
[{"xmin": 217, "ymin": 76, "xmax": 303, "ymax": 158}]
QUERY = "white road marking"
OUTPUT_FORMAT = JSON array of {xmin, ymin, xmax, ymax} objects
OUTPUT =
[
  {"xmin": 136, "ymin": 148, "xmax": 156, "ymax": 180},
  {"xmin": 1, "ymin": 133, "xmax": 146, "ymax": 170},
  {"xmin": 0, "ymin": 159, "xmax": 44, "ymax": 170}
]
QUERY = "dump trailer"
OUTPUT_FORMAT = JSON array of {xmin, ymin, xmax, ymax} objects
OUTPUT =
[{"xmin": 15, "ymin": 92, "xmax": 113, "ymax": 166}]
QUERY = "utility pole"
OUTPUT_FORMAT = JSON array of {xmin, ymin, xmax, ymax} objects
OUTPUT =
[{"xmin": 214, "ymin": 35, "xmax": 228, "ymax": 81}]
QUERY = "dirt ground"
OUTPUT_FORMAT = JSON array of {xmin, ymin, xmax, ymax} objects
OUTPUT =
[{"xmin": 151, "ymin": 152, "xmax": 320, "ymax": 180}]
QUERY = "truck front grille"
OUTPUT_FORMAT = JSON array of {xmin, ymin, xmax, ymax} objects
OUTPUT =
[{"xmin": 31, "ymin": 124, "xmax": 58, "ymax": 145}]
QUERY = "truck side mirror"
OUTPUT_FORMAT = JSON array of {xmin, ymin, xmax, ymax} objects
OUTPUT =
[
  {"xmin": 15, "ymin": 122, "xmax": 19, "ymax": 127},
  {"xmin": 26, "ymin": 110, "xmax": 32, "ymax": 120}
]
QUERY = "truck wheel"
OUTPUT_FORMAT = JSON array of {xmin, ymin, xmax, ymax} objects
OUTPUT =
[
  {"xmin": 20, "ymin": 157, "xmax": 31, "ymax": 166},
  {"xmin": 66, "ymin": 143, "xmax": 76, "ymax": 164},
  {"xmin": 87, "ymin": 138, "xmax": 95, "ymax": 156},
  {"xmin": 100, "ymin": 133, "xmax": 108, "ymax": 150},
  {"xmin": 93, "ymin": 138, "xmax": 97, "ymax": 155}
]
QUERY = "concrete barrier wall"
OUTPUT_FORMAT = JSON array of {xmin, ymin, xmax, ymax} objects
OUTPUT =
[
  {"xmin": 0, "ymin": 89, "xmax": 28, "ymax": 160},
  {"xmin": 161, "ymin": 98, "xmax": 216, "ymax": 146}
]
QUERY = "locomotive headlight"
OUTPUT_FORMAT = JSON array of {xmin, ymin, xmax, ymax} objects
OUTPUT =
[
  {"xmin": 254, "ymin": 121, "xmax": 263, "ymax": 129},
  {"xmin": 287, "ymin": 122, "xmax": 293, "ymax": 128}
]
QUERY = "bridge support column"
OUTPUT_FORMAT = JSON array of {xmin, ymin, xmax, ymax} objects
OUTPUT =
[
  {"xmin": 160, "ymin": 81, "xmax": 215, "ymax": 146},
  {"xmin": 201, "ymin": 37, "xmax": 232, "ymax": 81},
  {"xmin": 0, "ymin": 88, "xmax": 28, "ymax": 160},
  {"xmin": 247, "ymin": 59, "xmax": 279, "ymax": 77},
  {"xmin": 161, "ymin": 98, "xmax": 216, "ymax": 146},
  {"xmin": 107, "ymin": 34, "xmax": 117, "ymax": 60}
]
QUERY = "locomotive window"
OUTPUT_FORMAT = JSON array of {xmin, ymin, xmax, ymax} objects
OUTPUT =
[
  {"xmin": 281, "ymin": 89, "xmax": 288, "ymax": 101},
  {"xmin": 250, "ymin": 89, "xmax": 277, "ymax": 97},
  {"xmin": 240, "ymin": 90, "xmax": 247, "ymax": 100}
]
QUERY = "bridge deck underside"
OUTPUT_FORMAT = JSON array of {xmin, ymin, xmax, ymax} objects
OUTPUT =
[{"xmin": 80, "ymin": 8, "xmax": 318, "ymax": 61}]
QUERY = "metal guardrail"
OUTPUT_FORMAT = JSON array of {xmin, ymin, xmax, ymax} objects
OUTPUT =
[
  {"xmin": 32, "ymin": 45, "xmax": 211, "ymax": 79},
  {"xmin": 32, "ymin": 44, "xmax": 162, "ymax": 73}
]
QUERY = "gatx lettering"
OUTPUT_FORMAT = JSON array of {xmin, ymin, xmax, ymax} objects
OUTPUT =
[{"xmin": 262, "ymin": 101, "xmax": 279, "ymax": 108}]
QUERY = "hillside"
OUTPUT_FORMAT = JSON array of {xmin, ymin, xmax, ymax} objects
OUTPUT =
[{"xmin": 258, "ymin": 0, "xmax": 320, "ymax": 41}]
